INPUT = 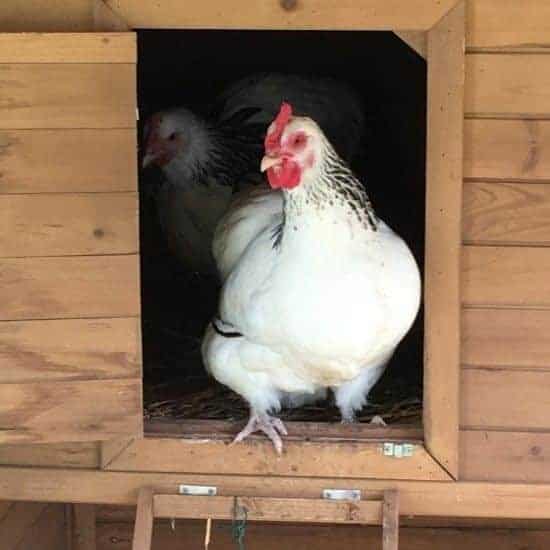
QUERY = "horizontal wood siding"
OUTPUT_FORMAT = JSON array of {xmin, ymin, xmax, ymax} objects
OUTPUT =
[
  {"xmin": 463, "ymin": 181, "xmax": 550, "ymax": 246},
  {"xmin": 0, "ymin": 33, "xmax": 141, "ymax": 445},
  {"xmin": 0, "ymin": 63, "xmax": 136, "ymax": 129},
  {"xmin": 463, "ymin": 119, "xmax": 550, "ymax": 182},
  {"xmin": 0, "ymin": 318, "xmax": 141, "ymax": 382},
  {"xmin": 0, "ymin": 379, "xmax": 142, "ymax": 444},
  {"xmin": 0, "ymin": 193, "xmax": 138, "ymax": 256},
  {"xmin": 465, "ymin": 54, "xmax": 550, "ymax": 118},
  {"xmin": 461, "ymin": 16, "xmax": 550, "ymax": 482},
  {"xmin": 0, "ymin": 33, "xmax": 136, "ymax": 63},
  {"xmin": 0, "ymin": 129, "xmax": 137, "ymax": 193},
  {"xmin": 0, "ymin": 256, "xmax": 140, "ymax": 320}
]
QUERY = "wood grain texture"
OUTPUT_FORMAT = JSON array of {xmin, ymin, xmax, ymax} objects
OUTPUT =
[
  {"xmin": 467, "ymin": 0, "xmax": 550, "ymax": 49},
  {"xmin": 0, "ymin": 33, "xmax": 135, "ymax": 63},
  {"xmin": 423, "ymin": 1, "xmax": 464, "ymax": 479},
  {"xmin": 103, "ymin": 437, "xmax": 449, "ymax": 481},
  {"xmin": 382, "ymin": 490, "xmax": 399, "ymax": 550},
  {"xmin": 97, "ymin": 520, "xmax": 550, "ymax": 550},
  {"xmin": 93, "ymin": 0, "xmax": 131, "ymax": 31},
  {"xmin": 7, "ymin": 467, "xmax": 550, "ymax": 519},
  {"xmin": 154, "ymin": 494, "xmax": 383, "ymax": 525},
  {"xmin": 465, "ymin": 54, "xmax": 550, "ymax": 118},
  {"xmin": 0, "ymin": 64, "xmax": 136, "ymax": 129},
  {"xmin": 464, "ymin": 119, "xmax": 550, "ymax": 182},
  {"xmin": 0, "ymin": 0, "xmax": 93, "ymax": 32},
  {"xmin": 461, "ymin": 369, "xmax": 550, "ymax": 430},
  {"xmin": 0, "ymin": 501, "xmax": 48, "ymax": 549},
  {"xmin": 0, "ymin": 318, "xmax": 141, "ymax": 383},
  {"xmin": 132, "ymin": 488, "xmax": 153, "ymax": 550},
  {"xmin": 0, "ymin": 129, "xmax": 137, "ymax": 193},
  {"xmin": 72, "ymin": 504, "xmax": 96, "ymax": 550},
  {"xmin": 463, "ymin": 182, "xmax": 550, "ymax": 245},
  {"xmin": 13, "ymin": 503, "xmax": 67, "ymax": 550},
  {"xmin": 462, "ymin": 246, "xmax": 550, "ymax": 307},
  {"xmin": 0, "ymin": 442, "xmax": 99, "ymax": 468},
  {"xmin": 0, "ymin": 193, "xmax": 138, "ymax": 257},
  {"xmin": 462, "ymin": 308, "xmax": 550, "ymax": 369},
  {"xmin": 0, "ymin": 255, "xmax": 140, "ymax": 320},
  {"xmin": 460, "ymin": 430, "xmax": 550, "ymax": 482},
  {"xmin": 106, "ymin": 0, "xmax": 458, "ymax": 30},
  {"xmin": 0, "ymin": 379, "xmax": 142, "ymax": 444}
]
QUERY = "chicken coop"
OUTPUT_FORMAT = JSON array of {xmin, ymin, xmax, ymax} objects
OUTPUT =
[{"xmin": 2, "ymin": 0, "xmax": 550, "ymax": 548}]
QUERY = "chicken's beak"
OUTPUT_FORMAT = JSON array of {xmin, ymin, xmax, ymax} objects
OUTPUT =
[
  {"xmin": 260, "ymin": 155, "xmax": 282, "ymax": 173},
  {"xmin": 142, "ymin": 152, "xmax": 155, "ymax": 169}
]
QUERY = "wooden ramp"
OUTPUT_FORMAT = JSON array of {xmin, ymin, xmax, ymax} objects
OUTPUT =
[{"xmin": 131, "ymin": 487, "xmax": 399, "ymax": 549}]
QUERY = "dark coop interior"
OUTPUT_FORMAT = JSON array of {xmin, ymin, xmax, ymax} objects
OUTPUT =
[{"xmin": 137, "ymin": 30, "xmax": 427, "ymax": 427}]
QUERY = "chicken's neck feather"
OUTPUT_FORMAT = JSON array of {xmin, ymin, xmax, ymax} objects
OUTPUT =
[{"xmin": 275, "ymin": 142, "xmax": 378, "ymax": 249}]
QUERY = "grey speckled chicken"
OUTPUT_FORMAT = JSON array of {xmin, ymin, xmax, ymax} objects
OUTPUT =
[{"xmin": 141, "ymin": 73, "xmax": 366, "ymax": 275}]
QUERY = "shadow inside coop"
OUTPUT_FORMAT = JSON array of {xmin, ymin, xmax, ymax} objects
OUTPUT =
[{"xmin": 137, "ymin": 30, "xmax": 426, "ymax": 427}]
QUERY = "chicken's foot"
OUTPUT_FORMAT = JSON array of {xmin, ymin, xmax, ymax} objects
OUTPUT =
[{"xmin": 232, "ymin": 411, "xmax": 288, "ymax": 454}]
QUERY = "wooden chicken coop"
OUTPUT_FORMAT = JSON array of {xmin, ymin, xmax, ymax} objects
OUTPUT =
[{"xmin": 2, "ymin": 0, "xmax": 550, "ymax": 548}]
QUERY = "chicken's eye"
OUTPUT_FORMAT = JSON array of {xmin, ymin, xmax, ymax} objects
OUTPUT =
[
  {"xmin": 291, "ymin": 133, "xmax": 306, "ymax": 148},
  {"xmin": 168, "ymin": 132, "xmax": 177, "ymax": 141}
]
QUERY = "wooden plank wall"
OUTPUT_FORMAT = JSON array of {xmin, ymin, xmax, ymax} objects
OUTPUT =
[
  {"xmin": 0, "ymin": 34, "xmax": 142, "ymax": 444},
  {"xmin": 460, "ymin": 0, "xmax": 550, "ymax": 481},
  {"xmin": 1, "ymin": 0, "xmax": 549, "ymax": 485},
  {"xmin": 95, "ymin": 506, "xmax": 550, "ymax": 550},
  {"xmin": 0, "ymin": 500, "xmax": 67, "ymax": 550}
]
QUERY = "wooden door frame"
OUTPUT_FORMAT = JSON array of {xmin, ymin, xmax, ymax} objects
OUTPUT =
[{"xmin": 98, "ymin": 0, "xmax": 465, "ymax": 479}]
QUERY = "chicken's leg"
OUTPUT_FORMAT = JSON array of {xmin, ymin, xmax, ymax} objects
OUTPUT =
[{"xmin": 233, "ymin": 410, "xmax": 288, "ymax": 454}]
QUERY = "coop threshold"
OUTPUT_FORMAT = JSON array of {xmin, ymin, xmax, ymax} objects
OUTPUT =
[{"xmin": 144, "ymin": 418, "xmax": 423, "ymax": 443}]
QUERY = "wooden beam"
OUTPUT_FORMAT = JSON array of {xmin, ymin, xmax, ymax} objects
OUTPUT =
[
  {"xmin": 382, "ymin": 490, "xmax": 399, "ymax": 550},
  {"xmin": 0, "ymin": 442, "xmax": 99, "ymax": 469},
  {"xmin": 132, "ymin": 488, "xmax": 153, "ymax": 550},
  {"xmin": 423, "ymin": 0, "xmax": 465, "ymax": 479},
  {"xmin": 103, "ymin": 437, "xmax": 450, "ymax": 481},
  {"xmin": 5, "ymin": 467, "xmax": 550, "ymax": 519},
  {"xmin": 154, "ymin": 495, "xmax": 383, "ymax": 525},
  {"xmin": 105, "ymin": 0, "xmax": 459, "ymax": 30},
  {"xmin": 93, "ymin": 1, "xmax": 131, "ymax": 31},
  {"xmin": 73, "ymin": 504, "xmax": 96, "ymax": 550},
  {"xmin": 394, "ymin": 31, "xmax": 427, "ymax": 58}
]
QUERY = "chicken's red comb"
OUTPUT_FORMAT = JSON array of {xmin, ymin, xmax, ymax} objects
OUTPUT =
[{"xmin": 264, "ymin": 102, "xmax": 293, "ymax": 152}]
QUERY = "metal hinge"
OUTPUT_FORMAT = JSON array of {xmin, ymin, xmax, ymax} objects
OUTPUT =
[
  {"xmin": 383, "ymin": 442, "xmax": 415, "ymax": 458},
  {"xmin": 179, "ymin": 484, "xmax": 217, "ymax": 496},
  {"xmin": 322, "ymin": 489, "xmax": 361, "ymax": 502}
]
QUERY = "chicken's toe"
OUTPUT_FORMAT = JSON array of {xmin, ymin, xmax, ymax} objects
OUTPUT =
[
  {"xmin": 232, "ymin": 412, "xmax": 286, "ymax": 454},
  {"xmin": 370, "ymin": 415, "xmax": 387, "ymax": 426}
]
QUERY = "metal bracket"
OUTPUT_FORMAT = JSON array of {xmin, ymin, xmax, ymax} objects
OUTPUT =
[
  {"xmin": 179, "ymin": 484, "xmax": 217, "ymax": 496},
  {"xmin": 383, "ymin": 442, "xmax": 414, "ymax": 458},
  {"xmin": 322, "ymin": 489, "xmax": 361, "ymax": 502}
]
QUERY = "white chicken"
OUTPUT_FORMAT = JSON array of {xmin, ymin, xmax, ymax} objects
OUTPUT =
[{"xmin": 202, "ymin": 103, "xmax": 421, "ymax": 453}]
